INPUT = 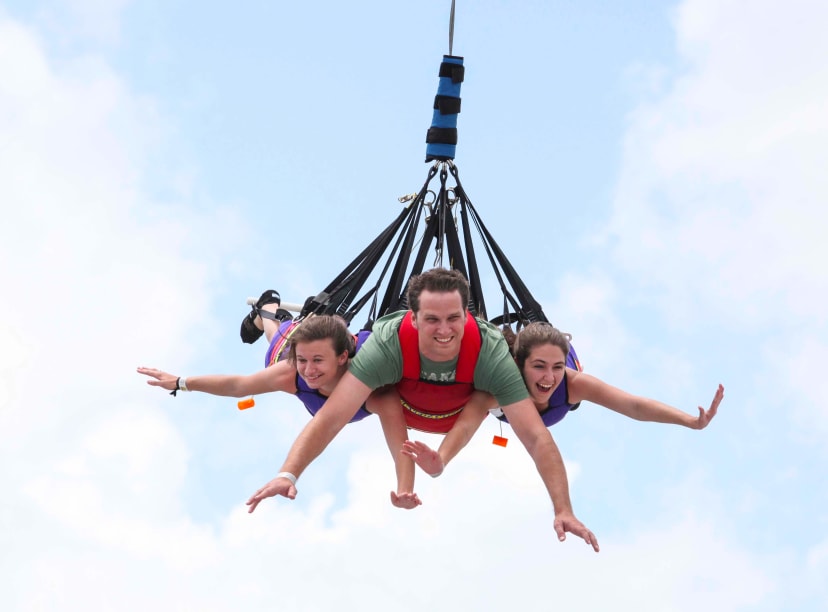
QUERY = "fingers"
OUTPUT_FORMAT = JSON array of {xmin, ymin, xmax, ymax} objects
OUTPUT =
[
  {"xmin": 403, "ymin": 440, "xmax": 442, "ymax": 475},
  {"xmin": 698, "ymin": 384, "xmax": 724, "ymax": 428},
  {"xmin": 401, "ymin": 440, "xmax": 435, "ymax": 463},
  {"xmin": 247, "ymin": 487, "xmax": 266, "ymax": 506},
  {"xmin": 695, "ymin": 384, "xmax": 725, "ymax": 429},
  {"xmin": 402, "ymin": 440, "xmax": 430, "ymax": 453},
  {"xmin": 136, "ymin": 367, "xmax": 177, "ymax": 390},
  {"xmin": 403, "ymin": 492, "xmax": 422, "ymax": 506},
  {"xmin": 569, "ymin": 526, "xmax": 600, "ymax": 552},
  {"xmin": 246, "ymin": 482, "xmax": 296, "ymax": 512},
  {"xmin": 390, "ymin": 491, "xmax": 423, "ymax": 510},
  {"xmin": 554, "ymin": 517, "xmax": 567, "ymax": 542},
  {"xmin": 584, "ymin": 530, "xmax": 600, "ymax": 553},
  {"xmin": 417, "ymin": 452, "xmax": 444, "ymax": 477},
  {"xmin": 711, "ymin": 384, "xmax": 724, "ymax": 409},
  {"xmin": 697, "ymin": 406, "xmax": 708, "ymax": 429},
  {"xmin": 246, "ymin": 485, "xmax": 271, "ymax": 513},
  {"xmin": 389, "ymin": 491, "xmax": 408, "ymax": 508},
  {"xmin": 555, "ymin": 517, "xmax": 601, "ymax": 552}
]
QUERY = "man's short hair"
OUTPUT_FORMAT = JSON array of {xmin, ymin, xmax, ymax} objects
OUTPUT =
[{"xmin": 406, "ymin": 268, "xmax": 471, "ymax": 313}]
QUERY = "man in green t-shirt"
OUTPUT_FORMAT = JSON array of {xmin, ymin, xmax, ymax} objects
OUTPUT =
[{"xmin": 247, "ymin": 268, "xmax": 599, "ymax": 552}]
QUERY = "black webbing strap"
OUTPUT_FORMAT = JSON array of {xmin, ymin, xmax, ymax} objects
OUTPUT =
[
  {"xmin": 458, "ymin": 199, "xmax": 487, "ymax": 320},
  {"xmin": 439, "ymin": 61, "xmax": 464, "ymax": 83},
  {"xmin": 333, "ymin": 202, "xmax": 423, "ymax": 322},
  {"xmin": 426, "ymin": 127, "xmax": 458, "ymax": 145},
  {"xmin": 302, "ymin": 154, "xmax": 549, "ymax": 331},
  {"xmin": 379, "ymin": 211, "xmax": 437, "ymax": 315},
  {"xmin": 364, "ymin": 200, "xmax": 423, "ymax": 320},
  {"xmin": 434, "ymin": 95, "xmax": 462, "ymax": 114},
  {"xmin": 301, "ymin": 204, "xmax": 414, "ymax": 321},
  {"xmin": 470, "ymin": 204, "xmax": 547, "ymax": 323},
  {"xmin": 376, "ymin": 166, "xmax": 439, "ymax": 316},
  {"xmin": 441, "ymin": 202, "xmax": 477, "ymax": 315},
  {"xmin": 449, "ymin": 164, "xmax": 548, "ymax": 324}
]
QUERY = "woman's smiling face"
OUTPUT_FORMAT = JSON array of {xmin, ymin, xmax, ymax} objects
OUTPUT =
[
  {"xmin": 294, "ymin": 339, "xmax": 348, "ymax": 395},
  {"xmin": 521, "ymin": 343, "xmax": 567, "ymax": 408}
]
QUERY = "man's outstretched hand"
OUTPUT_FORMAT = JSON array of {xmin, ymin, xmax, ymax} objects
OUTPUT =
[
  {"xmin": 401, "ymin": 440, "xmax": 445, "ymax": 477},
  {"xmin": 554, "ymin": 511, "xmax": 600, "ymax": 553},
  {"xmin": 246, "ymin": 475, "xmax": 297, "ymax": 513}
]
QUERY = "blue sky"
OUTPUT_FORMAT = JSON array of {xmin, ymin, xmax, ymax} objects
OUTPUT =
[{"xmin": 1, "ymin": 1, "xmax": 826, "ymax": 610}]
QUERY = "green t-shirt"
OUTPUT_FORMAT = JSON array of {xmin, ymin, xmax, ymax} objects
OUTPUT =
[{"xmin": 349, "ymin": 311, "xmax": 529, "ymax": 406}]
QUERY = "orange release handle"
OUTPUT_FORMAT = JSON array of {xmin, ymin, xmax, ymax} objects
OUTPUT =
[{"xmin": 237, "ymin": 397, "xmax": 255, "ymax": 410}]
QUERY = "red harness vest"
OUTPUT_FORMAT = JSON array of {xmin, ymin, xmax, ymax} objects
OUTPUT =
[{"xmin": 396, "ymin": 311, "xmax": 482, "ymax": 433}]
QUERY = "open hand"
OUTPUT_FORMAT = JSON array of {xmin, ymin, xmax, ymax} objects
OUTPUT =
[
  {"xmin": 401, "ymin": 440, "xmax": 445, "ymax": 477},
  {"xmin": 136, "ymin": 366, "xmax": 179, "ymax": 391},
  {"xmin": 390, "ymin": 491, "xmax": 423, "ymax": 510},
  {"xmin": 695, "ymin": 383, "xmax": 724, "ymax": 430},
  {"xmin": 554, "ymin": 511, "xmax": 600, "ymax": 553},
  {"xmin": 246, "ymin": 475, "xmax": 297, "ymax": 513}
]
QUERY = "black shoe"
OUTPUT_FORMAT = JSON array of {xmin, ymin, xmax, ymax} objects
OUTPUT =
[
  {"xmin": 260, "ymin": 307, "xmax": 293, "ymax": 323},
  {"xmin": 240, "ymin": 290, "xmax": 281, "ymax": 344}
]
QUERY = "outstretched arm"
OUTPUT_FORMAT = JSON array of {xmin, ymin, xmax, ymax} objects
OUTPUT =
[
  {"xmin": 570, "ymin": 372, "xmax": 724, "ymax": 430},
  {"xmin": 366, "ymin": 389, "xmax": 421, "ymax": 509},
  {"xmin": 502, "ymin": 397, "xmax": 600, "ymax": 553},
  {"xmin": 246, "ymin": 371, "xmax": 372, "ymax": 513},
  {"xmin": 136, "ymin": 360, "xmax": 296, "ymax": 398},
  {"xmin": 402, "ymin": 390, "xmax": 494, "ymax": 477}
]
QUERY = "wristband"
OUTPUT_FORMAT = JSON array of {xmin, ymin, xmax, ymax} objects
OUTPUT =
[
  {"xmin": 276, "ymin": 471, "xmax": 298, "ymax": 486},
  {"xmin": 170, "ymin": 376, "xmax": 190, "ymax": 397}
]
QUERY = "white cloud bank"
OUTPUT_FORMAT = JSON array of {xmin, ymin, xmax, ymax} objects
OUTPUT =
[{"xmin": 605, "ymin": 0, "xmax": 828, "ymax": 331}]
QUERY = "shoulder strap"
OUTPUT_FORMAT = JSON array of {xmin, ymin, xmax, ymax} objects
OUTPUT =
[
  {"xmin": 399, "ymin": 312, "xmax": 421, "ymax": 379},
  {"xmin": 268, "ymin": 320, "xmax": 303, "ymax": 366},
  {"xmin": 455, "ymin": 313, "xmax": 481, "ymax": 383}
]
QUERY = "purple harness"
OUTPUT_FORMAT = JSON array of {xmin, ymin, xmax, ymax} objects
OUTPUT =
[{"xmin": 498, "ymin": 344, "xmax": 582, "ymax": 428}]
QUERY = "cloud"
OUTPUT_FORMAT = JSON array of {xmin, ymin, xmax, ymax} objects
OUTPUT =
[
  {"xmin": 16, "ymin": 0, "xmax": 133, "ymax": 47},
  {"xmin": 0, "ymin": 7, "xmax": 241, "ymax": 602},
  {"xmin": 0, "ymin": 15, "xmax": 249, "ymax": 496},
  {"xmin": 603, "ymin": 0, "xmax": 828, "ymax": 330},
  {"xmin": 7, "ymin": 432, "xmax": 780, "ymax": 612},
  {"xmin": 775, "ymin": 332, "xmax": 828, "ymax": 440},
  {"xmin": 587, "ymin": 0, "xmax": 828, "ymax": 460}
]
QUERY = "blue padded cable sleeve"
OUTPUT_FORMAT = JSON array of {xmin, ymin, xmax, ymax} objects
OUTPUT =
[{"xmin": 425, "ymin": 55, "xmax": 464, "ymax": 162}]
